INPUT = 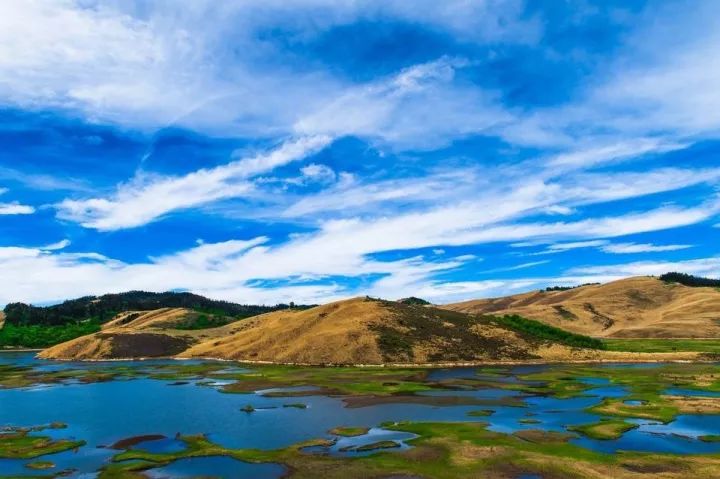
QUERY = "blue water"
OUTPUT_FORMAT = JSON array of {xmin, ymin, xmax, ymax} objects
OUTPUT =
[
  {"xmin": 145, "ymin": 456, "xmax": 286, "ymax": 479},
  {"xmin": 574, "ymin": 415, "xmax": 720, "ymax": 454},
  {"xmin": 134, "ymin": 436, "xmax": 186, "ymax": 454},
  {"xmin": 2, "ymin": 353, "xmax": 720, "ymax": 478}
]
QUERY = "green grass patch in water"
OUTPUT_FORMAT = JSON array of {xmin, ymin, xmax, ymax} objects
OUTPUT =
[
  {"xmin": 0, "ymin": 431, "xmax": 85, "ymax": 459},
  {"xmin": 329, "ymin": 427, "xmax": 370, "ymax": 437},
  {"xmin": 568, "ymin": 419, "xmax": 639, "ymax": 440},
  {"xmin": 699, "ymin": 435, "xmax": 720, "ymax": 442}
]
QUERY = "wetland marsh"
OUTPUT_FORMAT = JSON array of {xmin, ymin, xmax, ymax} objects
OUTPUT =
[{"xmin": 1, "ymin": 352, "xmax": 720, "ymax": 478}]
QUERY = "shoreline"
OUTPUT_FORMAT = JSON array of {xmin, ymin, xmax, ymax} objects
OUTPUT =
[
  {"xmin": 29, "ymin": 353, "xmax": 718, "ymax": 368},
  {"xmin": 0, "ymin": 348, "xmax": 43, "ymax": 353}
]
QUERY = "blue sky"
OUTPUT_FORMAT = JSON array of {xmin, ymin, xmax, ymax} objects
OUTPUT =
[{"xmin": 1, "ymin": 0, "xmax": 719, "ymax": 306}]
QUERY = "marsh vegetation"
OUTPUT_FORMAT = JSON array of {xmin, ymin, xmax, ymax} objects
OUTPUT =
[{"xmin": 2, "ymin": 353, "xmax": 720, "ymax": 478}]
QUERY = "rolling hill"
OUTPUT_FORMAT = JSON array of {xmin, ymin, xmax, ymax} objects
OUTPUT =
[
  {"xmin": 38, "ymin": 308, "xmax": 262, "ymax": 360},
  {"xmin": 181, "ymin": 297, "xmax": 568, "ymax": 364},
  {"xmin": 40, "ymin": 296, "xmax": 705, "ymax": 364},
  {"xmin": 37, "ymin": 308, "xmax": 242, "ymax": 360},
  {"xmin": 1, "ymin": 291, "xmax": 314, "ymax": 349},
  {"xmin": 442, "ymin": 276, "xmax": 720, "ymax": 338},
  {"xmin": 3, "ymin": 290, "xmax": 301, "ymax": 327}
]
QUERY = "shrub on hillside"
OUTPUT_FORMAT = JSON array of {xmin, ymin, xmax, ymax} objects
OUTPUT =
[
  {"xmin": 490, "ymin": 314, "xmax": 605, "ymax": 350},
  {"xmin": 398, "ymin": 297, "xmax": 431, "ymax": 305}
]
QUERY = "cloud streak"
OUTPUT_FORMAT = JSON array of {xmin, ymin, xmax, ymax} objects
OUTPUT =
[{"xmin": 56, "ymin": 136, "xmax": 331, "ymax": 230}]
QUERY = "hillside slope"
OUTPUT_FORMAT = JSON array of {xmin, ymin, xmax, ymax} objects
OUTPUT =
[
  {"xmin": 43, "ymin": 298, "xmax": 594, "ymax": 363},
  {"xmin": 443, "ymin": 277, "xmax": 720, "ymax": 338},
  {"xmin": 181, "ymin": 297, "xmax": 581, "ymax": 364},
  {"xmin": 179, "ymin": 297, "xmax": 698, "ymax": 364},
  {"xmin": 38, "ymin": 308, "xmax": 244, "ymax": 360},
  {"xmin": 40, "ymin": 296, "xmax": 709, "ymax": 364}
]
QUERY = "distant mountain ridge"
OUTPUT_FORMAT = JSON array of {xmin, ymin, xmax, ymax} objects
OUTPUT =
[
  {"xmin": 3, "ymin": 291, "xmax": 312, "ymax": 327},
  {"xmin": 443, "ymin": 276, "xmax": 720, "ymax": 338}
]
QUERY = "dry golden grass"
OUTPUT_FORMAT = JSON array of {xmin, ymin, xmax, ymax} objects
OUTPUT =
[
  {"xmin": 181, "ymin": 297, "xmax": 702, "ymax": 364},
  {"xmin": 39, "ymin": 308, "xmax": 230, "ymax": 360},
  {"xmin": 181, "ymin": 297, "xmax": 590, "ymax": 364},
  {"xmin": 663, "ymin": 395, "xmax": 720, "ymax": 415},
  {"xmin": 39, "ymin": 294, "xmax": 707, "ymax": 363},
  {"xmin": 101, "ymin": 308, "xmax": 193, "ymax": 330},
  {"xmin": 443, "ymin": 276, "xmax": 720, "ymax": 338},
  {"xmin": 181, "ymin": 298, "xmax": 388, "ymax": 364},
  {"xmin": 37, "ymin": 333, "xmax": 112, "ymax": 360}
]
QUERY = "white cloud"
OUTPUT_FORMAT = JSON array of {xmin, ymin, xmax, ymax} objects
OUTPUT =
[
  {"xmin": 0, "ymin": 189, "xmax": 34, "ymax": 214},
  {"xmin": 461, "ymin": 201, "xmax": 719, "ymax": 246},
  {"xmin": 56, "ymin": 135, "xmax": 331, "ymax": 230},
  {"xmin": 0, "ymin": 202, "xmax": 35, "ymax": 215},
  {"xmin": 299, "ymin": 163, "xmax": 336, "ymax": 183},
  {"xmin": 526, "ymin": 239, "xmax": 695, "ymax": 256},
  {"xmin": 6, "ymin": 191, "xmax": 717, "ymax": 305},
  {"xmin": 0, "ymin": 1, "xmax": 533, "ymax": 145},
  {"xmin": 494, "ymin": 4, "xmax": 720, "ymax": 157},
  {"xmin": 414, "ymin": 255, "xmax": 720, "ymax": 304},
  {"xmin": 0, "ymin": 238, "xmax": 469, "ymax": 305},
  {"xmin": 3, "ymin": 2, "xmax": 720, "ymax": 307},
  {"xmin": 480, "ymin": 260, "xmax": 550, "ymax": 274},
  {"xmin": 543, "ymin": 240, "xmax": 609, "ymax": 253},
  {"xmin": 294, "ymin": 57, "xmax": 512, "ymax": 149},
  {"xmin": 601, "ymin": 242, "xmax": 693, "ymax": 254},
  {"xmin": 591, "ymin": 4, "xmax": 720, "ymax": 138},
  {"xmin": 282, "ymin": 168, "xmax": 480, "ymax": 218},
  {"xmin": 0, "ymin": 166, "xmax": 90, "ymax": 192},
  {"xmin": 547, "ymin": 138, "xmax": 686, "ymax": 169},
  {"xmin": 42, "ymin": 239, "xmax": 71, "ymax": 251},
  {"xmin": 559, "ymin": 168, "xmax": 720, "ymax": 205},
  {"xmin": 543, "ymin": 205, "xmax": 575, "ymax": 216},
  {"xmin": 568, "ymin": 257, "xmax": 720, "ymax": 279}
]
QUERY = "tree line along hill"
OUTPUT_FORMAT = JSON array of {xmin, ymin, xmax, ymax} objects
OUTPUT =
[
  {"xmin": 0, "ymin": 291, "xmax": 313, "ymax": 349},
  {"xmin": 659, "ymin": 272, "xmax": 720, "ymax": 288}
]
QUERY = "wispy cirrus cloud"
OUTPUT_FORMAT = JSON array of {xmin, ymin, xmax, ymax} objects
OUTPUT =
[
  {"xmin": 56, "ymin": 136, "xmax": 331, "ymax": 230},
  {"xmin": 600, "ymin": 243, "xmax": 693, "ymax": 254},
  {"xmin": 3, "ymin": 193, "xmax": 715, "ymax": 305},
  {"xmin": 568, "ymin": 257, "xmax": 720, "ymax": 279},
  {"xmin": 479, "ymin": 260, "xmax": 550, "ymax": 274},
  {"xmin": 0, "ymin": 1, "xmax": 533, "ymax": 141},
  {"xmin": 2, "ymin": 1, "xmax": 720, "ymax": 307}
]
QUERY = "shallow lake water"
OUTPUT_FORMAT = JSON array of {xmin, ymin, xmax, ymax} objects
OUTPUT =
[
  {"xmin": 1, "ymin": 353, "xmax": 720, "ymax": 478},
  {"xmin": 144, "ymin": 456, "xmax": 287, "ymax": 479}
]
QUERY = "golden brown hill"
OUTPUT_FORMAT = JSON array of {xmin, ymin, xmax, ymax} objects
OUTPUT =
[
  {"xmin": 182, "ymin": 297, "xmax": 565, "ymax": 364},
  {"xmin": 443, "ymin": 276, "xmax": 720, "ymax": 338},
  {"xmin": 179, "ymin": 297, "xmax": 699, "ymax": 364},
  {"xmin": 38, "ymin": 308, "xmax": 242, "ymax": 360},
  {"xmin": 39, "ymin": 296, "xmax": 707, "ymax": 363}
]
